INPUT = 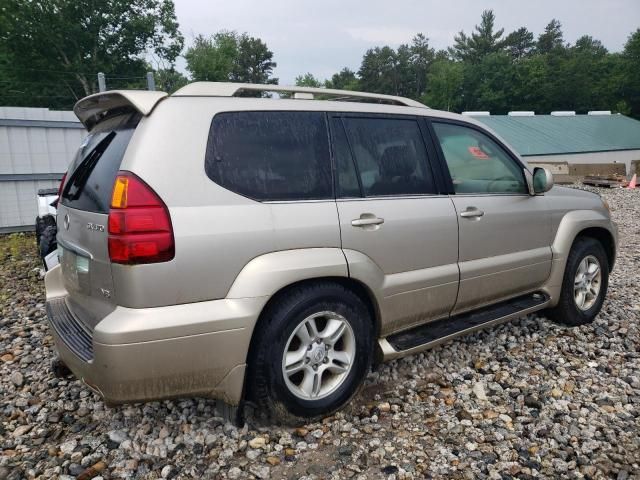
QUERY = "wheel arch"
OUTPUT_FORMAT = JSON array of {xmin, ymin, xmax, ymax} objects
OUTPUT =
[
  {"xmin": 226, "ymin": 248, "xmax": 384, "ymax": 401},
  {"xmin": 542, "ymin": 210, "xmax": 617, "ymax": 306},
  {"xmin": 551, "ymin": 210, "xmax": 617, "ymax": 266},
  {"xmin": 245, "ymin": 276, "xmax": 382, "ymax": 365},
  {"xmin": 574, "ymin": 226, "xmax": 616, "ymax": 271}
]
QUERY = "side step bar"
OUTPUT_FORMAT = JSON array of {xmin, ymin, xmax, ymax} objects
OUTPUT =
[{"xmin": 382, "ymin": 292, "xmax": 550, "ymax": 358}]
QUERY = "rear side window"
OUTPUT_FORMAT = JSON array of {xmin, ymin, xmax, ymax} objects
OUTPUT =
[
  {"xmin": 61, "ymin": 114, "xmax": 138, "ymax": 213},
  {"xmin": 338, "ymin": 117, "xmax": 435, "ymax": 197},
  {"xmin": 206, "ymin": 111, "xmax": 332, "ymax": 201}
]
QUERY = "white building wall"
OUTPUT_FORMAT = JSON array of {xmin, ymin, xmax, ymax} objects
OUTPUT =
[{"xmin": 0, "ymin": 107, "xmax": 86, "ymax": 231}]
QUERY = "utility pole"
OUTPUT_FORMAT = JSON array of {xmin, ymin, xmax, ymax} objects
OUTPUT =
[
  {"xmin": 97, "ymin": 72, "xmax": 106, "ymax": 92},
  {"xmin": 146, "ymin": 72, "xmax": 156, "ymax": 91}
]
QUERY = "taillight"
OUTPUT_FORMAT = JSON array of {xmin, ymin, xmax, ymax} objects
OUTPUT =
[
  {"xmin": 55, "ymin": 172, "xmax": 67, "ymax": 207},
  {"xmin": 108, "ymin": 172, "xmax": 174, "ymax": 264}
]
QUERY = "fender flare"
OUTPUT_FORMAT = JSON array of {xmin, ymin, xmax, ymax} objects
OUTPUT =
[
  {"xmin": 541, "ymin": 209, "xmax": 617, "ymax": 304},
  {"xmin": 226, "ymin": 248, "xmax": 349, "ymax": 299},
  {"xmin": 551, "ymin": 209, "xmax": 617, "ymax": 261}
]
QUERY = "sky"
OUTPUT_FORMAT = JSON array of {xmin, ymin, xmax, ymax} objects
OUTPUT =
[{"xmin": 172, "ymin": 0, "xmax": 640, "ymax": 84}]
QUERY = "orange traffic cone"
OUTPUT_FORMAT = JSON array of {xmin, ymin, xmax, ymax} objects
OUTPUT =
[{"xmin": 627, "ymin": 174, "xmax": 637, "ymax": 189}]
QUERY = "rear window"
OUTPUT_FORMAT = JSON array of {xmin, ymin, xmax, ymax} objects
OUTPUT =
[
  {"xmin": 205, "ymin": 111, "xmax": 332, "ymax": 201},
  {"xmin": 61, "ymin": 114, "xmax": 139, "ymax": 213}
]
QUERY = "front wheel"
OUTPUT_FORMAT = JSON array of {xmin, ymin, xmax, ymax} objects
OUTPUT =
[
  {"xmin": 248, "ymin": 282, "xmax": 373, "ymax": 424},
  {"xmin": 546, "ymin": 237, "xmax": 609, "ymax": 326}
]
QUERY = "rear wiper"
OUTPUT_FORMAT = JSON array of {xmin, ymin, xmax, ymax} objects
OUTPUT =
[{"xmin": 64, "ymin": 132, "xmax": 116, "ymax": 201}]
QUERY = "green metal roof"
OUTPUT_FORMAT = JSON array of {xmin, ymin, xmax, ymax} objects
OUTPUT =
[{"xmin": 471, "ymin": 114, "xmax": 640, "ymax": 156}]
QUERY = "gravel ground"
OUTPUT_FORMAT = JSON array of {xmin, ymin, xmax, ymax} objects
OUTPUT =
[{"xmin": 1, "ymin": 186, "xmax": 639, "ymax": 480}]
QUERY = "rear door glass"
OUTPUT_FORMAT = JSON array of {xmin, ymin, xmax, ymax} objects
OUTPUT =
[
  {"xmin": 205, "ymin": 111, "xmax": 332, "ymax": 201},
  {"xmin": 61, "ymin": 115, "xmax": 138, "ymax": 213},
  {"xmin": 339, "ymin": 117, "xmax": 435, "ymax": 197}
]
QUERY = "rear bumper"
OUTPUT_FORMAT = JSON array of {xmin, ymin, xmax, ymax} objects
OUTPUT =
[{"xmin": 44, "ymin": 265, "xmax": 266, "ymax": 405}]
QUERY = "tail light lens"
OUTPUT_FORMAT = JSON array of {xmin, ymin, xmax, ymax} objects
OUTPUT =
[{"xmin": 108, "ymin": 172, "xmax": 174, "ymax": 264}]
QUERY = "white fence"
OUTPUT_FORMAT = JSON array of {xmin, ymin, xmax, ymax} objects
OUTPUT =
[{"xmin": 0, "ymin": 107, "xmax": 85, "ymax": 232}]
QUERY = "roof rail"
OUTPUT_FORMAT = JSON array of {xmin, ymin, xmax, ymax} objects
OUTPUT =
[{"xmin": 172, "ymin": 82, "xmax": 428, "ymax": 109}]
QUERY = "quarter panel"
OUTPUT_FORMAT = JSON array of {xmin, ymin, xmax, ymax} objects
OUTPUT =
[
  {"xmin": 112, "ymin": 98, "xmax": 342, "ymax": 306},
  {"xmin": 226, "ymin": 248, "xmax": 349, "ymax": 299}
]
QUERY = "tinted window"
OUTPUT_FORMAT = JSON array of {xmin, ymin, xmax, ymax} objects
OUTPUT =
[
  {"xmin": 331, "ymin": 118, "xmax": 360, "ymax": 198},
  {"xmin": 61, "ymin": 114, "xmax": 138, "ymax": 213},
  {"xmin": 340, "ymin": 117, "xmax": 434, "ymax": 197},
  {"xmin": 432, "ymin": 122, "xmax": 527, "ymax": 194},
  {"xmin": 206, "ymin": 111, "xmax": 332, "ymax": 201}
]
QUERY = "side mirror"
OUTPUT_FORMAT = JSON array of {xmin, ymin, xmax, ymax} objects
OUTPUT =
[{"xmin": 532, "ymin": 167, "xmax": 554, "ymax": 194}]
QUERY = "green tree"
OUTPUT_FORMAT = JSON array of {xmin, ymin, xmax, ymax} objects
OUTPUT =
[
  {"xmin": 0, "ymin": 0, "xmax": 183, "ymax": 108},
  {"xmin": 358, "ymin": 46, "xmax": 399, "ymax": 94},
  {"xmin": 537, "ymin": 19, "xmax": 564, "ymax": 54},
  {"xmin": 295, "ymin": 73, "xmax": 322, "ymax": 87},
  {"xmin": 154, "ymin": 67, "xmax": 189, "ymax": 93},
  {"xmin": 184, "ymin": 33, "xmax": 238, "ymax": 82},
  {"xmin": 233, "ymin": 34, "xmax": 277, "ymax": 84},
  {"xmin": 509, "ymin": 54, "xmax": 550, "ymax": 112},
  {"xmin": 504, "ymin": 27, "xmax": 535, "ymax": 60},
  {"xmin": 422, "ymin": 60, "xmax": 464, "ymax": 111},
  {"xmin": 560, "ymin": 36, "xmax": 612, "ymax": 112},
  {"xmin": 350, "ymin": 12, "xmax": 639, "ymax": 117},
  {"xmin": 355, "ymin": 34, "xmax": 433, "ymax": 99},
  {"xmin": 185, "ymin": 31, "xmax": 277, "ymax": 85},
  {"xmin": 614, "ymin": 29, "xmax": 640, "ymax": 117},
  {"xmin": 325, "ymin": 68, "xmax": 359, "ymax": 90},
  {"xmin": 451, "ymin": 10, "xmax": 505, "ymax": 62},
  {"xmin": 467, "ymin": 52, "xmax": 514, "ymax": 113},
  {"xmin": 407, "ymin": 34, "xmax": 435, "ymax": 98}
]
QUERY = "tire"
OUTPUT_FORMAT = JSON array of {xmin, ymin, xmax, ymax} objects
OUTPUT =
[
  {"xmin": 35, "ymin": 216, "xmax": 45, "ymax": 246},
  {"xmin": 247, "ymin": 282, "xmax": 374, "ymax": 424},
  {"xmin": 546, "ymin": 237, "xmax": 609, "ymax": 327},
  {"xmin": 39, "ymin": 224, "xmax": 58, "ymax": 270},
  {"xmin": 35, "ymin": 214, "xmax": 56, "ymax": 247}
]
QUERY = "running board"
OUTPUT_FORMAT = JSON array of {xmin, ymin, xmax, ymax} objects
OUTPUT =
[{"xmin": 383, "ymin": 292, "xmax": 550, "ymax": 357}]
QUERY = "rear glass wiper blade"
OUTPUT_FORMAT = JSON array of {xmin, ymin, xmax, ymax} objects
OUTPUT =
[{"xmin": 63, "ymin": 132, "xmax": 116, "ymax": 201}]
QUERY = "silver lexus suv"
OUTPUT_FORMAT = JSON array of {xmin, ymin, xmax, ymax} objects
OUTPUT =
[{"xmin": 45, "ymin": 82, "xmax": 617, "ymax": 423}]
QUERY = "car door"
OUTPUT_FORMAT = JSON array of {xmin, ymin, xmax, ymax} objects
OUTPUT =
[
  {"xmin": 429, "ymin": 120, "xmax": 552, "ymax": 315},
  {"xmin": 331, "ymin": 114, "xmax": 459, "ymax": 335}
]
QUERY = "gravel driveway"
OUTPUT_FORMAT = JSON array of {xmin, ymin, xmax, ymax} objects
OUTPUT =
[{"xmin": 1, "ymin": 187, "xmax": 639, "ymax": 480}]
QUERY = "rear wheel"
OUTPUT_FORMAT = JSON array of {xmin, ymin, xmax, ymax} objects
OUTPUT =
[
  {"xmin": 546, "ymin": 237, "xmax": 609, "ymax": 326},
  {"xmin": 248, "ymin": 282, "xmax": 373, "ymax": 424}
]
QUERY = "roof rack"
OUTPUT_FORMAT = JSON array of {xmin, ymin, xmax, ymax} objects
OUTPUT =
[{"xmin": 172, "ymin": 82, "xmax": 428, "ymax": 109}]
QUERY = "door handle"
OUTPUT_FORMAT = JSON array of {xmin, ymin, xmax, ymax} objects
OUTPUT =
[
  {"xmin": 351, "ymin": 214, "xmax": 384, "ymax": 227},
  {"xmin": 460, "ymin": 207, "xmax": 485, "ymax": 218}
]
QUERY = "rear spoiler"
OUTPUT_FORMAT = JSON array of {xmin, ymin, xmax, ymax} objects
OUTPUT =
[{"xmin": 74, "ymin": 90, "xmax": 168, "ymax": 130}]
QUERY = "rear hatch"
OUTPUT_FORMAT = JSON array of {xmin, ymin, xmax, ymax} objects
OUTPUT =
[{"xmin": 57, "ymin": 113, "xmax": 139, "ymax": 329}]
